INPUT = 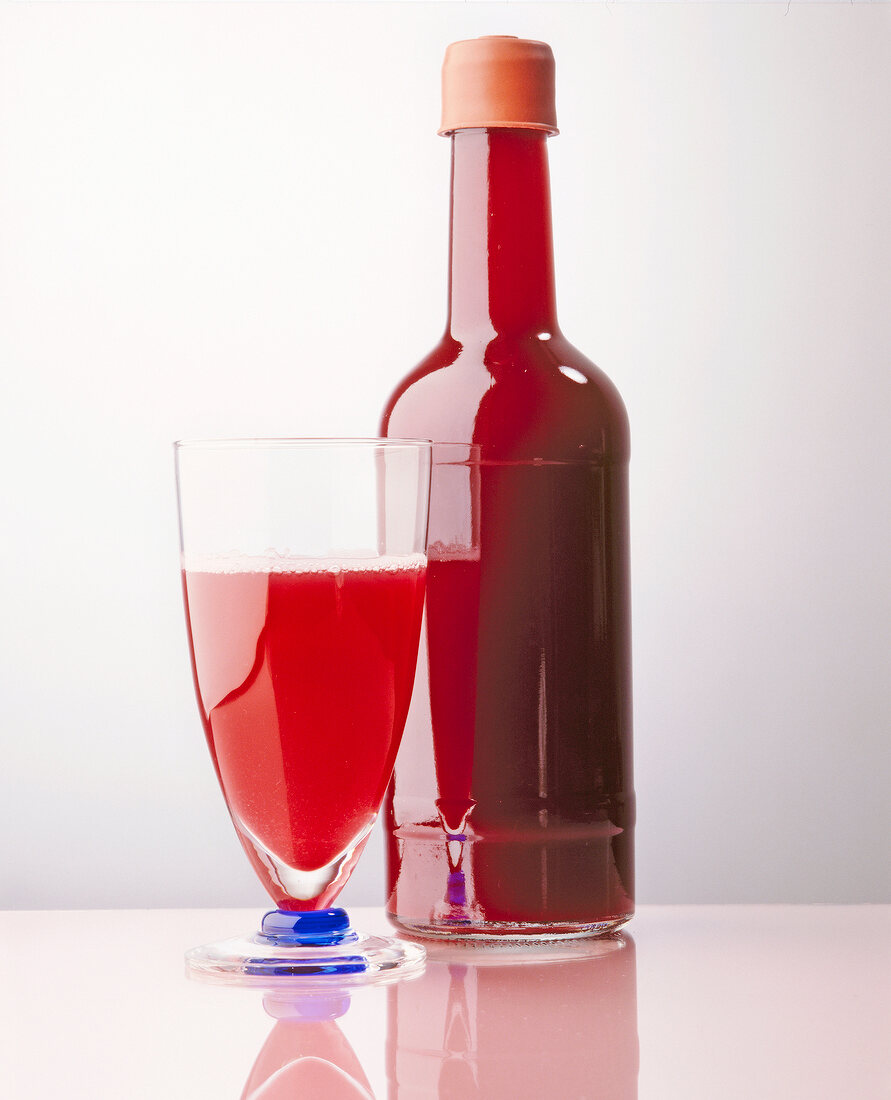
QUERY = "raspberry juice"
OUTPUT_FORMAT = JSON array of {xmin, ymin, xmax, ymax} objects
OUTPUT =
[
  {"xmin": 183, "ymin": 555, "xmax": 426, "ymax": 911},
  {"xmin": 381, "ymin": 121, "xmax": 634, "ymax": 936}
]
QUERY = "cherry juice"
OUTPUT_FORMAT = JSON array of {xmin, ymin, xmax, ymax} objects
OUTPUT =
[
  {"xmin": 382, "ymin": 123, "xmax": 634, "ymax": 935},
  {"xmin": 183, "ymin": 556, "xmax": 426, "ymax": 910}
]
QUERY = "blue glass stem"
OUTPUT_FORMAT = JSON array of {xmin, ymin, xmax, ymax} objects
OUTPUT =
[
  {"xmin": 260, "ymin": 908, "xmax": 360, "ymax": 947},
  {"xmin": 243, "ymin": 909, "xmax": 367, "ymax": 977}
]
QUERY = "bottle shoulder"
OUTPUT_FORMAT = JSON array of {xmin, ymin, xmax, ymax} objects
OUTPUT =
[{"xmin": 381, "ymin": 332, "xmax": 629, "ymax": 462}]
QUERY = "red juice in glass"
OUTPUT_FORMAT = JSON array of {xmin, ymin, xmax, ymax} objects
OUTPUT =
[{"xmin": 183, "ymin": 555, "xmax": 426, "ymax": 911}]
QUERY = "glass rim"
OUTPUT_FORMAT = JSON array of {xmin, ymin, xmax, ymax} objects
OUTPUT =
[{"xmin": 173, "ymin": 436, "xmax": 433, "ymax": 451}]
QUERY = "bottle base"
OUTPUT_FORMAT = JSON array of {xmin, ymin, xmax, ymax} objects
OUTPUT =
[{"xmin": 387, "ymin": 911, "xmax": 633, "ymax": 943}]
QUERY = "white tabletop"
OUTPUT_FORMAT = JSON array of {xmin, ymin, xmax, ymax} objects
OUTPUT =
[{"xmin": 1, "ymin": 906, "xmax": 888, "ymax": 1098}]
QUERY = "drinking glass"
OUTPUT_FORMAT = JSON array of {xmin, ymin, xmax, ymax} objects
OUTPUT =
[{"xmin": 175, "ymin": 438, "xmax": 431, "ymax": 982}]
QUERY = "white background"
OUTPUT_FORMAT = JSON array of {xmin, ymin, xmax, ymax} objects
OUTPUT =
[{"xmin": 1, "ymin": 2, "xmax": 888, "ymax": 910}]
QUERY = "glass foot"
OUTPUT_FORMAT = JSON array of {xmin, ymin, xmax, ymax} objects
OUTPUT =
[{"xmin": 186, "ymin": 908, "xmax": 425, "ymax": 987}]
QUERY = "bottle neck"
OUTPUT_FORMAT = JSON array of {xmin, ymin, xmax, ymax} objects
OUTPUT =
[{"xmin": 447, "ymin": 128, "xmax": 559, "ymax": 340}]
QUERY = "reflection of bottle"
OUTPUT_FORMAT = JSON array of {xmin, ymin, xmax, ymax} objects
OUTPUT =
[
  {"xmin": 382, "ymin": 36, "xmax": 634, "ymax": 937},
  {"xmin": 243, "ymin": 992, "xmax": 375, "ymax": 1099},
  {"xmin": 386, "ymin": 936, "xmax": 638, "ymax": 1098}
]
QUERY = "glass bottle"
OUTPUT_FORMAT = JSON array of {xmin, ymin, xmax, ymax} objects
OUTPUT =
[{"xmin": 381, "ymin": 37, "xmax": 634, "ymax": 938}]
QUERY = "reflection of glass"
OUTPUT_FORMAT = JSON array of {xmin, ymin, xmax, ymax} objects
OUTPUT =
[
  {"xmin": 243, "ymin": 990, "xmax": 376, "ymax": 1100},
  {"xmin": 386, "ymin": 934, "xmax": 638, "ymax": 1098},
  {"xmin": 399, "ymin": 445, "xmax": 483, "ymax": 927},
  {"xmin": 175, "ymin": 439, "xmax": 431, "ymax": 982}
]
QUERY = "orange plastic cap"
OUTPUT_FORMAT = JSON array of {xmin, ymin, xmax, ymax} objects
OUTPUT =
[{"xmin": 439, "ymin": 36, "xmax": 558, "ymax": 137}]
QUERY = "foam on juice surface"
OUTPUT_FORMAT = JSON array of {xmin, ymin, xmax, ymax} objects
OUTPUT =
[{"xmin": 182, "ymin": 551, "xmax": 426, "ymax": 575}]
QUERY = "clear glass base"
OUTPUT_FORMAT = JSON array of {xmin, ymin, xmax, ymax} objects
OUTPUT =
[
  {"xmin": 186, "ymin": 908, "xmax": 426, "ymax": 987},
  {"xmin": 388, "ymin": 912, "xmax": 633, "ymax": 943}
]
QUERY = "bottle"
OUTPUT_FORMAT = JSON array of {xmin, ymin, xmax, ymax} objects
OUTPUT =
[{"xmin": 381, "ymin": 36, "xmax": 633, "ymax": 938}]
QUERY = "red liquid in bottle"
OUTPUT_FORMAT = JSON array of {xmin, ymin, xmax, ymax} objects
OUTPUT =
[
  {"xmin": 183, "ymin": 556, "xmax": 426, "ymax": 910},
  {"xmin": 382, "ymin": 125, "xmax": 634, "ymax": 936}
]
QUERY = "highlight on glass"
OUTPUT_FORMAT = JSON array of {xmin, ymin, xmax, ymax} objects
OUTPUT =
[{"xmin": 175, "ymin": 438, "xmax": 431, "ymax": 982}]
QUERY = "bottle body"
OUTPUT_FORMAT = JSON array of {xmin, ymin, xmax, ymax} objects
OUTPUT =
[{"xmin": 382, "ymin": 127, "xmax": 634, "ymax": 937}]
